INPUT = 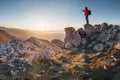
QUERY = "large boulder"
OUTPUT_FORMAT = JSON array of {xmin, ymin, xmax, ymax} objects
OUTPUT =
[
  {"xmin": 94, "ymin": 24, "xmax": 102, "ymax": 32},
  {"xmin": 64, "ymin": 27, "xmax": 75, "ymax": 43},
  {"xmin": 78, "ymin": 28, "xmax": 86, "ymax": 38},
  {"xmin": 84, "ymin": 24, "xmax": 94, "ymax": 37},
  {"xmin": 101, "ymin": 22, "xmax": 108, "ymax": 30},
  {"xmin": 64, "ymin": 27, "xmax": 81, "ymax": 49}
]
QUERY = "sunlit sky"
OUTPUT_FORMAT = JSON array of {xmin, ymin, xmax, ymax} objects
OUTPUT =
[{"xmin": 0, "ymin": 0, "xmax": 120, "ymax": 31}]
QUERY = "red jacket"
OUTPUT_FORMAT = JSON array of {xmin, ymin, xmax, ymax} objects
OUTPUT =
[{"xmin": 83, "ymin": 9, "xmax": 89, "ymax": 16}]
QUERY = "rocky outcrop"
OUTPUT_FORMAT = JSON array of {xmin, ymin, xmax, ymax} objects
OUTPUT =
[
  {"xmin": 0, "ymin": 37, "xmax": 63, "ymax": 76},
  {"xmin": 64, "ymin": 23, "xmax": 120, "ymax": 51},
  {"xmin": 64, "ymin": 27, "xmax": 81, "ymax": 49}
]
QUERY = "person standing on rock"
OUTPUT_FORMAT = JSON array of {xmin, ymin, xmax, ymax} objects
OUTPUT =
[{"xmin": 82, "ymin": 7, "xmax": 91, "ymax": 25}]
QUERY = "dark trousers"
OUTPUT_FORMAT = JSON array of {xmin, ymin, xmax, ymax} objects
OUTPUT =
[{"xmin": 85, "ymin": 15, "xmax": 89, "ymax": 24}]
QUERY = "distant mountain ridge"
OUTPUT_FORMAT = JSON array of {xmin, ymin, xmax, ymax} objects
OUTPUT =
[
  {"xmin": 0, "ymin": 30, "xmax": 16, "ymax": 43},
  {"xmin": 0, "ymin": 26, "xmax": 64, "ymax": 41}
]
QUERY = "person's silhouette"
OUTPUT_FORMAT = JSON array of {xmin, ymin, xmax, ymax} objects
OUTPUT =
[{"xmin": 82, "ymin": 7, "xmax": 91, "ymax": 25}]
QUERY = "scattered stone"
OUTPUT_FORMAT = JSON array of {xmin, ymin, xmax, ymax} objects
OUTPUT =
[
  {"xmin": 114, "ymin": 43, "xmax": 120, "ymax": 50},
  {"xmin": 103, "ymin": 65, "xmax": 108, "ymax": 70},
  {"xmin": 65, "ymin": 41, "xmax": 74, "ymax": 49},
  {"xmin": 105, "ymin": 41, "xmax": 114, "ymax": 48},
  {"xmin": 94, "ymin": 52, "xmax": 104, "ymax": 58},
  {"xmin": 81, "ymin": 38, "xmax": 87, "ymax": 45},
  {"xmin": 0, "ymin": 37, "xmax": 63, "ymax": 76},
  {"xmin": 94, "ymin": 44, "xmax": 104, "ymax": 51},
  {"xmin": 70, "ymin": 48, "xmax": 79, "ymax": 52},
  {"xmin": 110, "ymin": 62, "xmax": 117, "ymax": 67},
  {"xmin": 88, "ymin": 41, "xmax": 96, "ymax": 48},
  {"xmin": 111, "ymin": 28, "xmax": 117, "ymax": 38},
  {"xmin": 0, "ymin": 56, "xmax": 7, "ymax": 63},
  {"xmin": 79, "ymin": 54, "xmax": 90, "ymax": 63},
  {"xmin": 90, "ymin": 34, "xmax": 97, "ymax": 40}
]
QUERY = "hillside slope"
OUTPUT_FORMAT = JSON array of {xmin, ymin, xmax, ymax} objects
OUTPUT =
[
  {"xmin": 0, "ymin": 30, "xmax": 16, "ymax": 43},
  {"xmin": 0, "ymin": 23, "xmax": 120, "ymax": 80}
]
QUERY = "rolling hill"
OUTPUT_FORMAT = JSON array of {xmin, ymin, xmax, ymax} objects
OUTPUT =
[
  {"xmin": 0, "ymin": 26, "xmax": 64, "ymax": 41},
  {"xmin": 0, "ymin": 30, "xmax": 16, "ymax": 43}
]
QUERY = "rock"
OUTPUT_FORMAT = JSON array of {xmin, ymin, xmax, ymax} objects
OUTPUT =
[
  {"xmin": 113, "ymin": 58, "xmax": 120, "ymax": 62},
  {"xmin": 101, "ymin": 22, "xmax": 108, "ymax": 30},
  {"xmin": 51, "ymin": 39, "xmax": 64, "ymax": 48},
  {"xmin": 0, "ymin": 56, "xmax": 7, "ymax": 62},
  {"xmin": 94, "ymin": 44, "xmax": 104, "ymax": 51},
  {"xmin": 103, "ymin": 65, "xmax": 108, "ymax": 70},
  {"xmin": 79, "ymin": 54, "xmax": 90, "ymax": 63},
  {"xmin": 0, "ymin": 75, "xmax": 7, "ymax": 80},
  {"xmin": 65, "ymin": 41, "xmax": 74, "ymax": 49},
  {"xmin": 82, "ymin": 71, "xmax": 90, "ymax": 76},
  {"xmin": 81, "ymin": 38, "xmax": 87, "ymax": 45},
  {"xmin": 70, "ymin": 48, "xmax": 79, "ymax": 52},
  {"xmin": 64, "ymin": 27, "xmax": 81, "ymax": 49},
  {"xmin": 97, "ymin": 30, "xmax": 111, "ymax": 42},
  {"xmin": 117, "ymin": 33, "xmax": 120, "ymax": 41},
  {"xmin": 70, "ymin": 31, "xmax": 81, "ymax": 47},
  {"xmin": 110, "ymin": 62, "xmax": 117, "ymax": 67},
  {"xmin": 88, "ymin": 41, "xmax": 96, "ymax": 48},
  {"xmin": 94, "ymin": 24, "xmax": 102, "ymax": 32},
  {"xmin": 95, "ymin": 52, "xmax": 104, "ymax": 58},
  {"xmin": 8, "ymin": 60, "xmax": 15, "ymax": 67},
  {"xmin": 111, "ymin": 28, "xmax": 117, "ymax": 38},
  {"xmin": 64, "ymin": 27, "xmax": 75, "ymax": 43},
  {"xmin": 77, "ymin": 64, "xmax": 84, "ymax": 68},
  {"xmin": 90, "ymin": 34, "xmax": 97, "ymax": 40},
  {"xmin": 78, "ymin": 28, "xmax": 86, "ymax": 38},
  {"xmin": 41, "ymin": 52, "xmax": 51, "ymax": 59},
  {"xmin": 105, "ymin": 41, "xmax": 114, "ymax": 48},
  {"xmin": 84, "ymin": 24, "xmax": 94, "ymax": 37},
  {"xmin": 96, "ymin": 52, "xmax": 102, "ymax": 56},
  {"xmin": 79, "ymin": 54, "xmax": 86, "ymax": 62},
  {"xmin": 103, "ymin": 34, "xmax": 111, "ymax": 42},
  {"xmin": 11, "ymin": 70, "xmax": 17, "ymax": 76},
  {"xmin": 0, "ymin": 37, "xmax": 63, "ymax": 76},
  {"xmin": 114, "ymin": 43, "xmax": 120, "ymax": 50}
]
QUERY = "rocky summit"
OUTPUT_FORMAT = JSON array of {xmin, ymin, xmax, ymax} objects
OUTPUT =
[
  {"xmin": 64, "ymin": 23, "xmax": 120, "ymax": 51},
  {"xmin": 0, "ymin": 23, "xmax": 120, "ymax": 80}
]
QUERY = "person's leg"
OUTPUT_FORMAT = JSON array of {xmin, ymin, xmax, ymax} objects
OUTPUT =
[{"xmin": 86, "ymin": 16, "xmax": 89, "ymax": 24}]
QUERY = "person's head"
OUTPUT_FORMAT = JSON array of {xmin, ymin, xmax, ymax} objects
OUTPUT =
[{"xmin": 85, "ymin": 7, "xmax": 88, "ymax": 10}]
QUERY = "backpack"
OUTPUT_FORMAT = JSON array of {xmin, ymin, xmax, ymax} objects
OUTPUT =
[{"xmin": 88, "ymin": 10, "xmax": 91, "ymax": 15}]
